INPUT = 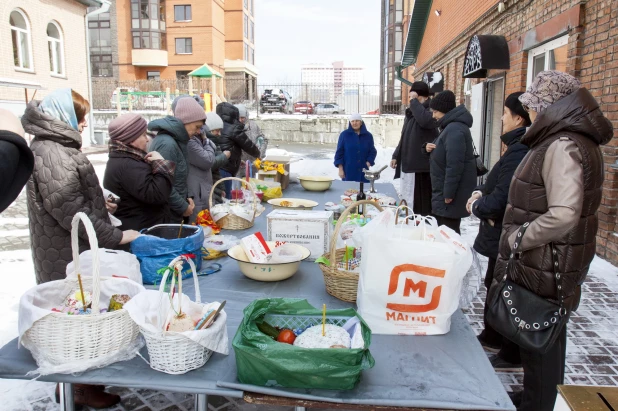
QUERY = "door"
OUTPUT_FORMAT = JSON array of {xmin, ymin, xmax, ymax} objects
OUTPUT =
[
  {"xmin": 484, "ymin": 77, "xmax": 505, "ymax": 170},
  {"xmin": 470, "ymin": 82, "xmax": 486, "ymax": 158}
]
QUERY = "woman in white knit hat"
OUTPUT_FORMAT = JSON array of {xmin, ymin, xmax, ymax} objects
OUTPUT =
[
  {"xmin": 187, "ymin": 112, "xmax": 230, "ymax": 222},
  {"xmin": 334, "ymin": 113, "xmax": 377, "ymax": 182}
]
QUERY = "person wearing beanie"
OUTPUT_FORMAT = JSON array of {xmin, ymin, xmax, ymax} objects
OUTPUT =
[
  {"xmin": 487, "ymin": 71, "xmax": 613, "ymax": 410},
  {"xmin": 0, "ymin": 109, "xmax": 33, "ymax": 213},
  {"xmin": 187, "ymin": 113, "xmax": 231, "ymax": 222},
  {"xmin": 171, "ymin": 94, "xmax": 205, "ymax": 113},
  {"xmin": 103, "ymin": 113, "xmax": 175, "ymax": 232},
  {"xmin": 463, "ymin": 92, "xmax": 531, "ymax": 376},
  {"xmin": 210, "ymin": 102, "xmax": 260, "ymax": 198},
  {"xmin": 235, "ymin": 104, "xmax": 248, "ymax": 123},
  {"xmin": 423, "ymin": 90, "xmax": 476, "ymax": 233},
  {"xmin": 149, "ymin": 97, "xmax": 206, "ymax": 222},
  {"xmin": 334, "ymin": 114, "xmax": 377, "ymax": 183},
  {"xmin": 236, "ymin": 104, "xmax": 269, "ymax": 178},
  {"xmin": 391, "ymin": 81, "xmax": 438, "ymax": 214}
]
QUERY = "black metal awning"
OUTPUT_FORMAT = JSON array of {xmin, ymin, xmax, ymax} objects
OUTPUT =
[{"xmin": 462, "ymin": 35, "xmax": 510, "ymax": 78}]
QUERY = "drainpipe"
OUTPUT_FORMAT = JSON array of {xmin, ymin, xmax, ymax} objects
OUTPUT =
[{"xmin": 85, "ymin": 0, "xmax": 111, "ymax": 146}]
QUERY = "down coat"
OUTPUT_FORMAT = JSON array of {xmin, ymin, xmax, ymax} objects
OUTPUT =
[{"xmin": 23, "ymin": 101, "xmax": 122, "ymax": 284}]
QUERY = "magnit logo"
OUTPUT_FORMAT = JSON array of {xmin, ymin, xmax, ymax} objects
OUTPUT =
[{"xmin": 386, "ymin": 264, "xmax": 446, "ymax": 313}]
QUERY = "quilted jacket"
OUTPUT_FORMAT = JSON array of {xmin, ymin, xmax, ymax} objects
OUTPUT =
[{"xmin": 22, "ymin": 101, "xmax": 122, "ymax": 284}]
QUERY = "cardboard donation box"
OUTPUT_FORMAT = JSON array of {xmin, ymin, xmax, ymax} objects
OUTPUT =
[
  {"xmin": 257, "ymin": 154, "xmax": 290, "ymax": 190},
  {"xmin": 267, "ymin": 210, "xmax": 333, "ymax": 261},
  {"xmin": 556, "ymin": 385, "xmax": 618, "ymax": 411}
]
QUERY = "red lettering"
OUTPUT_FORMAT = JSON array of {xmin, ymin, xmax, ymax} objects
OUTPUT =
[{"xmin": 403, "ymin": 278, "xmax": 427, "ymax": 298}]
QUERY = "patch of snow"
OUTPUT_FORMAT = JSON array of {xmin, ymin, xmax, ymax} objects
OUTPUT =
[
  {"xmin": 0, "ymin": 218, "xmax": 29, "ymax": 226},
  {"xmin": 0, "ymin": 229, "xmax": 30, "ymax": 238}
]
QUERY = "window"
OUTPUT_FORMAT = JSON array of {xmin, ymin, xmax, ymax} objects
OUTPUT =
[
  {"xmin": 250, "ymin": 0, "xmax": 254, "ymax": 16},
  {"xmin": 10, "ymin": 9, "xmax": 33, "ymax": 71},
  {"xmin": 244, "ymin": 43, "xmax": 248, "ymax": 62},
  {"xmin": 250, "ymin": 47, "xmax": 255, "ymax": 65},
  {"xmin": 174, "ymin": 5, "xmax": 191, "ymax": 21},
  {"xmin": 527, "ymin": 35, "xmax": 569, "ymax": 86},
  {"xmin": 147, "ymin": 71, "xmax": 160, "ymax": 80},
  {"xmin": 91, "ymin": 54, "xmax": 112, "ymax": 77},
  {"xmin": 250, "ymin": 21, "xmax": 254, "ymax": 43},
  {"xmin": 47, "ymin": 22, "xmax": 64, "ymax": 76},
  {"xmin": 395, "ymin": 0, "xmax": 403, "ymax": 23},
  {"xmin": 175, "ymin": 38, "xmax": 192, "ymax": 54},
  {"xmin": 131, "ymin": 0, "xmax": 166, "ymax": 49},
  {"xmin": 244, "ymin": 14, "xmax": 248, "ymax": 39},
  {"xmin": 244, "ymin": 0, "xmax": 248, "ymax": 9},
  {"xmin": 176, "ymin": 70, "xmax": 190, "ymax": 79}
]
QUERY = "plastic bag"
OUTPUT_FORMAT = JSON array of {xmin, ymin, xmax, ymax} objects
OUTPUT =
[
  {"xmin": 66, "ymin": 248, "xmax": 143, "ymax": 285},
  {"xmin": 250, "ymin": 178, "xmax": 282, "ymax": 201},
  {"xmin": 232, "ymin": 298, "xmax": 374, "ymax": 390},
  {"xmin": 267, "ymin": 243, "xmax": 303, "ymax": 263},
  {"xmin": 203, "ymin": 235, "xmax": 240, "ymax": 252}
]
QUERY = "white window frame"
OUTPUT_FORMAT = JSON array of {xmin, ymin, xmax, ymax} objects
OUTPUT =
[
  {"xmin": 527, "ymin": 35, "xmax": 569, "ymax": 87},
  {"xmin": 10, "ymin": 9, "xmax": 34, "ymax": 72},
  {"xmin": 47, "ymin": 21, "xmax": 65, "ymax": 77}
]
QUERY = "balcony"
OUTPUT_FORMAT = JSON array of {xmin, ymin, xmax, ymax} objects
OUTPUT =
[{"xmin": 132, "ymin": 49, "xmax": 168, "ymax": 67}]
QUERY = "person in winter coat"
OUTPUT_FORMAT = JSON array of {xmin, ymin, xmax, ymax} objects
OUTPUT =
[
  {"xmin": 334, "ymin": 114, "xmax": 377, "ymax": 183},
  {"xmin": 424, "ymin": 91, "xmax": 477, "ymax": 234},
  {"xmin": 149, "ymin": 97, "xmax": 206, "ymax": 223},
  {"xmin": 489, "ymin": 71, "xmax": 613, "ymax": 410},
  {"xmin": 0, "ymin": 109, "xmax": 33, "ymax": 213},
  {"xmin": 235, "ymin": 104, "xmax": 268, "ymax": 178},
  {"xmin": 390, "ymin": 82, "xmax": 438, "ymax": 213},
  {"xmin": 465, "ymin": 92, "xmax": 531, "ymax": 372},
  {"xmin": 211, "ymin": 102, "xmax": 260, "ymax": 198},
  {"xmin": 103, "ymin": 113, "xmax": 175, "ymax": 232},
  {"xmin": 187, "ymin": 113, "xmax": 230, "ymax": 222},
  {"xmin": 22, "ymin": 88, "xmax": 138, "ymax": 409}
]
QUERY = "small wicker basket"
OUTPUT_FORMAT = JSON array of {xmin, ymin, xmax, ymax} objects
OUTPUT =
[
  {"xmin": 209, "ymin": 177, "xmax": 257, "ymax": 230},
  {"xmin": 318, "ymin": 200, "xmax": 383, "ymax": 302}
]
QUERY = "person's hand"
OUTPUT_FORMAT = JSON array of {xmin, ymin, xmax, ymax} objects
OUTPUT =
[
  {"xmin": 183, "ymin": 198, "xmax": 195, "ymax": 217},
  {"xmin": 390, "ymin": 159, "xmax": 397, "ymax": 169},
  {"xmin": 105, "ymin": 198, "xmax": 118, "ymax": 214},
  {"xmin": 119, "ymin": 230, "xmax": 140, "ymax": 245},
  {"xmin": 366, "ymin": 161, "xmax": 371, "ymax": 169},
  {"xmin": 338, "ymin": 167, "xmax": 345, "ymax": 180},
  {"xmin": 426, "ymin": 143, "xmax": 436, "ymax": 153},
  {"xmin": 410, "ymin": 91, "xmax": 419, "ymax": 100},
  {"xmin": 445, "ymin": 198, "xmax": 453, "ymax": 204},
  {"xmin": 145, "ymin": 151, "xmax": 164, "ymax": 162},
  {"xmin": 223, "ymin": 150, "xmax": 231, "ymax": 159},
  {"xmin": 466, "ymin": 192, "xmax": 482, "ymax": 214}
]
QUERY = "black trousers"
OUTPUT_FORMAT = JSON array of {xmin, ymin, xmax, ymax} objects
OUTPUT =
[
  {"xmin": 480, "ymin": 258, "xmax": 522, "ymax": 364},
  {"xmin": 413, "ymin": 172, "xmax": 432, "ymax": 216},
  {"xmin": 433, "ymin": 215, "xmax": 461, "ymax": 234}
]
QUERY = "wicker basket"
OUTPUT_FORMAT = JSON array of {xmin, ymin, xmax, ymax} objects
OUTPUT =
[
  {"xmin": 22, "ymin": 213, "xmax": 141, "ymax": 368},
  {"xmin": 141, "ymin": 255, "xmax": 213, "ymax": 375},
  {"xmin": 318, "ymin": 200, "xmax": 383, "ymax": 302},
  {"xmin": 209, "ymin": 177, "xmax": 257, "ymax": 230}
]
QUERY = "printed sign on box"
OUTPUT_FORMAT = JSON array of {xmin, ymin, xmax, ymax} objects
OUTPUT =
[{"xmin": 266, "ymin": 210, "xmax": 333, "ymax": 261}]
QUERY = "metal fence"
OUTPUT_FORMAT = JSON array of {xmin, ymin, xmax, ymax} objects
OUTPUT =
[{"xmin": 92, "ymin": 78, "xmax": 405, "ymax": 115}]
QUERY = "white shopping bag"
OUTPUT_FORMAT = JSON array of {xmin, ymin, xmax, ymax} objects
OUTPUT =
[
  {"xmin": 66, "ymin": 248, "xmax": 143, "ymax": 285},
  {"xmin": 356, "ymin": 210, "xmax": 472, "ymax": 335}
]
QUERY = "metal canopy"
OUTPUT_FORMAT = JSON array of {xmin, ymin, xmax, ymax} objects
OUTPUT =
[
  {"xmin": 400, "ymin": 0, "xmax": 433, "ymax": 68},
  {"xmin": 462, "ymin": 35, "xmax": 510, "ymax": 78}
]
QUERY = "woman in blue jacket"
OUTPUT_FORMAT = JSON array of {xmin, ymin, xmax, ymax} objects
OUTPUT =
[{"xmin": 334, "ymin": 114, "xmax": 377, "ymax": 182}]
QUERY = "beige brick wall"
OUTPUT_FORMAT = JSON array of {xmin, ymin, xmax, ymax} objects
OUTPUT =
[{"xmin": 0, "ymin": 0, "xmax": 90, "ymax": 114}]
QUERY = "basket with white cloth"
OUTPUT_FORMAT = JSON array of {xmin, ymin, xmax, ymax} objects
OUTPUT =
[{"xmin": 18, "ymin": 213, "xmax": 145, "ymax": 376}]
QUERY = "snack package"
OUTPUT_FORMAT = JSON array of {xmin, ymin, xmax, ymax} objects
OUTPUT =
[
  {"xmin": 267, "ymin": 243, "xmax": 303, "ymax": 264},
  {"xmin": 240, "ymin": 232, "xmax": 272, "ymax": 263}
]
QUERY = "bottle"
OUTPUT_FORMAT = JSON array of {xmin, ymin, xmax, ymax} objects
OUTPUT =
[{"xmin": 357, "ymin": 182, "xmax": 366, "ymax": 214}]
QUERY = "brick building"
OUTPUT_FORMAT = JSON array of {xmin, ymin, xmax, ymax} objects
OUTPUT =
[{"xmin": 399, "ymin": 0, "xmax": 618, "ymax": 264}]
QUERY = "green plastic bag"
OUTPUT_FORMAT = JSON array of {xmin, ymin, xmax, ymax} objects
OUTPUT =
[{"xmin": 232, "ymin": 298, "xmax": 375, "ymax": 390}]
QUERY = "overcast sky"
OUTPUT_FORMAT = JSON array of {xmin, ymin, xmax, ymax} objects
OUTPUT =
[{"xmin": 254, "ymin": 0, "xmax": 381, "ymax": 85}]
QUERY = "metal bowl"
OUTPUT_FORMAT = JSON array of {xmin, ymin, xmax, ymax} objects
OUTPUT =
[
  {"xmin": 298, "ymin": 176, "xmax": 334, "ymax": 192},
  {"xmin": 227, "ymin": 242, "xmax": 311, "ymax": 282}
]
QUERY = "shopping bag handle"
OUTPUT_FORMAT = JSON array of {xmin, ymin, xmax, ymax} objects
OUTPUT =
[{"xmin": 329, "ymin": 200, "xmax": 383, "ymax": 265}]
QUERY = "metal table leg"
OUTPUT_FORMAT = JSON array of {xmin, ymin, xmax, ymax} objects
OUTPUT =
[
  {"xmin": 294, "ymin": 407, "xmax": 306, "ymax": 411},
  {"xmin": 58, "ymin": 383, "xmax": 75, "ymax": 411},
  {"xmin": 194, "ymin": 393, "xmax": 208, "ymax": 411}
]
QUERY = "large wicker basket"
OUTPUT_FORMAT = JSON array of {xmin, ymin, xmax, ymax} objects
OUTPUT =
[
  {"xmin": 141, "ymin": 255, "xmax": 213, "ymax": 375},
  {"xmin": 318, "ymin": 200, "xmax": 383, "ymax": 302},
  {"xmin": 209, "ymin": 177, "xmax": 257, "ymax": 230},
  {"xmin": 22, "ymin": 213, "xmax": 141, "ymax": 370}
]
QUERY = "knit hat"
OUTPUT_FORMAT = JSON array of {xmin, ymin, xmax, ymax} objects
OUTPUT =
[
  {"xmin": 108, "ymin": 113, "xmax": 147, "ymax": 144},
  {"xmin": 429, "ymin": 90, "xmax": 456, "ymax": 114},
  {"xmin": 504, "ymin": 92, "xmax": 531, "ymax": 126},
  {"xmin": 235, "ymin": 104, "xmax": 248, "ymax": 119},
  {"xmin": 349, "ymin": 113, "xmax": 362, "ymax": 122},
  {"xmin": 410, "ymin": 81, "xmax": 430, "ymax": 98},
  {"xmin": 174, "ymin": 97, "xmax": 207, "ymax": 125},
  {"xmin": 171, "ymin": 94, "xmax": 205, "ymax": 113},
  {"xmin": 206, "ymin": 113, "xmax": 224, "ymax": 131},
  {"xmin": 519, "ymin": 70, "xmax": 581, "ymax": 113}
]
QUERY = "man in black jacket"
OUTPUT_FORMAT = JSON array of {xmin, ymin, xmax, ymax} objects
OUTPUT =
[
  {"xmin": 211, "ymin": 102, "xmax": 260, "ymax": 198},
  {"xmin": 0, "ymin": 109, "xmax": 33, "ymax": 213},
  {"xmin": 391, "ymin": 82, "xmax": 438, "ymax": 215}
]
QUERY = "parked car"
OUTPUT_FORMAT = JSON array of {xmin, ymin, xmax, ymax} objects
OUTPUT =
[
  {"xmin": 314, "ymin": 103, "xmax": 345, "ymax": 115},
  {"xmin": 294, "ymin": 100, "xmax": 314, "ymax": 114},
  {"xmin": 260, "ymin": 89, "xmax": 294, "ymax": 114}
]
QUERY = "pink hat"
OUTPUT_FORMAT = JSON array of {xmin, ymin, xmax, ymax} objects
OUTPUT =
[
  {"xmin": 108, "ymin": 113, "xmax": 147, "ymax": 144},
  {"xmin": 174, "ymin": 98, "xmax": 207, "ymax": 125}
]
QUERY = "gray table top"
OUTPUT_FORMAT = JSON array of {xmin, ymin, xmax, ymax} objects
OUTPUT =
[{"xmin": 0, "ymin": 180, "xmax": 514, "ymax": 410}]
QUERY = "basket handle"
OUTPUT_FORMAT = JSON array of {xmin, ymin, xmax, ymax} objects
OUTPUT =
[
  {"xmin": 70, "ymin": 212, "xmax": 101, "ymax": 314},
  {"xmin": 209, "ymin": 176, "xmax": 258, "ymax": 213},
  {"xmin": 329, "ymin": 200, "xmax": 383, "ymax": 265},
  {"xmin": 394, "ymin": 199, "xmax": 411, "ymax": 225},
  {"xmin": 157, "ymin": 255, "xmax": 201, "ymax": 330}
]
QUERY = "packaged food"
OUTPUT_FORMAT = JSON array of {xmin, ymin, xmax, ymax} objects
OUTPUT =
[
  {"xmin": 63, "ymin": 289, "xmax": 92, "ymax": 310},
  {"xmin": 293, "ymin": 324, "xmax": 351, "ymax": 349},
  {"xmin": 108, "ymin": 294, "xmax": 131, "ymax": 312},
  {"xmin": 240, "ymin": 232, "xmax": 272, "ymax": 263},
  {"xmin": 166, "ymin": 313, "xmax": 195, "ymax": 332}
]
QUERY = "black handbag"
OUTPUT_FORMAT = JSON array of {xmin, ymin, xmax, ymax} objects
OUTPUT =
[
  {"xmin": 472, "ymin": 140, "xmax": 489, "ymax": 176},
  {"xmin": 486, "ymin": 222, "xmax": 569, "ymax": 354}
]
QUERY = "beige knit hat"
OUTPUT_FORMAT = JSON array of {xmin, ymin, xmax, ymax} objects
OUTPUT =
[{"xmin": 174, "ymin": 97, "xmax": 207, "ymax": 124}]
